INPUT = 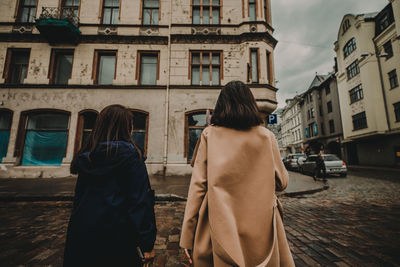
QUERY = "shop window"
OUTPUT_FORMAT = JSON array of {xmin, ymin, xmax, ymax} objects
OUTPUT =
[
  {"xmin": 185, "ymin": 110, "xmax": 212, "ymax": 161},
  {"xmin": 131, "ymin": 110, "xmax": 149, "ymax": 154},
  {"xmin": 0, "ymin": 110, "xmax": 12, "ymax": 163},
  {"xmin": 3, "ymin": 49, "xmax": 30, "ymax": 84},
  {"xmin": 74, "ymin": 110, "xmax": 98, "ymax": 153},
  {"xmin": 16, "ymin": 111, "xmax": 70, "ymax": 165}
]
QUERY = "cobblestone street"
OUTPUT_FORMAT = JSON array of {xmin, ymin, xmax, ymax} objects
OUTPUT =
[{"xmin": 0, "ymin": 171, "xmax": 399, "ymax": 266}]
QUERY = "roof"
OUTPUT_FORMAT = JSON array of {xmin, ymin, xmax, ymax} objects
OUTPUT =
[{"xmin": 307, "ymin": 74, "xmax": 330, "ymax": 90}]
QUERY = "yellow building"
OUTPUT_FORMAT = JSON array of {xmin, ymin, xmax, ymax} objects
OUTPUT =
[
  {"xmin": 0, "ymin": 0, "xmax": 278, "ymax": 178},
  {"xmin": 334, "ymin": 0, "xmax": 400, "ymax": 167}
]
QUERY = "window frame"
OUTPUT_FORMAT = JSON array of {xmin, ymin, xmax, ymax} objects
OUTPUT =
[
  {"xmin": 14, "ymin": 109, "xmax": 71, "ymax": 164},
  {"xmin": 0, "ymin": 109, "xmax": 13, "ymax": 162},
  {"xmin": 343, "ymin": 37, "xmax": 356, "ymax": 58},
  {"xmin": 346, "ymin": 60, "xmax": 360, "ymax": 80},
  {"xmin": 184, "ymin": 109, "xmax": 212, "ymax": 161},
  {"xmin": 383, "ymin": 40, "xmax": 393, "ymax": 60},
  {"xmin": 352, "ymin": 111, "xmax": 368, "ymax": 131},
  {"xmin": 3, "ymin": 48, "xmax": 31, "ymax": 85},
  {"xmin": 349, "ymin": 84, "xmax": 363, "ymax": 104},
  {"xmin": 327, "ymin": 101, "xmax": 332, "ymax": 113},
  {"xmin": 249, "ymin": 48, "xmax": 260, "ymax": 83},
  {"xmin": 141, "ymin": 0, "xmax": 160, "ymax": 25},
  {"xmin": 48, "ymin": 49, "xmax": 75, "ymax": 85},
  {"xmin": 136, "ymin": 51, "xmax": 160, "ymax": 86},
  {"xmin": 266, "ymin": 50, "xmax": 273, "ymax": 85},
  {"xmin": 92, "ymin": 50, "xmax": 118, "ymax": 85},
  {"xmin": 189, "ymin": 50, "xmax": 223, "ymax": 86},
  {"xmin": 130, "ymin": 109, "xmax": 149, "ymax": 155},
  {"xmin": 388, "ymin": 69, "xmax": 398, "ymax": 89},
  {"xmin": 101, "ymin": 0, "xmax": 120, "ymax": 25},
  {"xmin": 248, "ymin": 0, "xmax": 257, "ymax": 21},
  {"xmin": 329, "ymin": 119, "xmax": 335, "ymax": 134},
  {"xmin": 16, "ymin": 0, "xmax": 38, "ymax": 23},
  {"xmin": 191, "ymin": 0, "xmax": 221, "ymax": 25},
  {"xmin": 60, "ymin": 0, "xmax": 81, "ymax": 20},
  {"xmin": 73, "ymin": 109, "xmax": 98, "ymax": 154},
  {"xmin": 394, "ymin": 102, "xmax": 400, "ymax": 122}
]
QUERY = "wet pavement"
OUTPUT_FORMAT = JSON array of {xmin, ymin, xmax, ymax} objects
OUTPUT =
[{"xmin": 0, "ymin": 170, "xmax": 399, "ymax": 266}]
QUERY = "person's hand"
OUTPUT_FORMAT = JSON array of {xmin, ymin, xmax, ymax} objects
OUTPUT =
[
  {"xmin": 143, "ymin": 249, "xmax": 155, "ymax": 263},
  {"xmin": 184, "ymin": 249, "xmax": 193, "ymax": 265}
]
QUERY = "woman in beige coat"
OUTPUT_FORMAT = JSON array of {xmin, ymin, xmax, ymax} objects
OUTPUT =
[{"xmin": 180, "ymin": 81, "xmax": 295, "ymax": 267}]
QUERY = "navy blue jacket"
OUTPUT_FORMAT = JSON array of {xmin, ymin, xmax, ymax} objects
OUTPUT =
[{"xmin": 63, "ymin": 141, "xmax": 156, "ymax": 267}]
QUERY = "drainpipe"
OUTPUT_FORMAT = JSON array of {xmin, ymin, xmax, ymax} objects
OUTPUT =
[
  {"xmin": 374, "ymin": 43, "xmax": 391, "ymax": 131},
  {"xmin": 162, "ymin": 0, "xmax": 173, "ymax": 176}
]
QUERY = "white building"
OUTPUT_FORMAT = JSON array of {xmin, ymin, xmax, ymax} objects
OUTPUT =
[{"xmin": 280, "ymin": 97, "xmax": 303, "ymax": 157}]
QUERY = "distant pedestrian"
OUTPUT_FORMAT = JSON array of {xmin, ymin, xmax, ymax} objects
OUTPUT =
[
  {"xmin": 314, "ymin": 150, "xmax": 327, "ymax": 182},
  {"xmin": 64, "ymin": 105, "xmax": 156, "ymax": 267},
  {"xmin": 180, "ymin": 81, "xmax": 295, "ymax": 266}
]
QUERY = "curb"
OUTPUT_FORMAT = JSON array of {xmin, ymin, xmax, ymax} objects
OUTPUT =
[{"xmin": 282, "ymin": 184, "xmax": 330, "ymax": 197}]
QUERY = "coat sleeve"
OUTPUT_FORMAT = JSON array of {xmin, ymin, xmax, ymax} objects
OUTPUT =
[
  {"xmin": 124, "ymin": 149, "xmax": 157, "ymax": 252},
  {"xmin": 270, "ymin": 131, "xmax": 289, "ymax": 192},
  {"xmin": 180, "ymin": 129, "xmax": 208, "ymax": 250}
]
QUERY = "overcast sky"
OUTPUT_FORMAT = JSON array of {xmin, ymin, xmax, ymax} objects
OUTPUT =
[{"xmin": 271, "ymin": 0, "xmax": 389, "ymax": 108}]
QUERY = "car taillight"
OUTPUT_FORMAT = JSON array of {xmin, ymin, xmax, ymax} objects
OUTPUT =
[{"xmin": 342, "ymin": 161, "xmax": 346, "ymax": 166}]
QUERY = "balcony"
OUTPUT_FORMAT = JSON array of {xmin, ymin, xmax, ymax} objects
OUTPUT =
[{"xmin": 35, "ymin": 7, "xmax": 81, "ymax": 45}]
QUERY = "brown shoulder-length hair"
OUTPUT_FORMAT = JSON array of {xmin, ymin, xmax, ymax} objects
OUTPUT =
[
  {"xmin": 211, "ymin": 81, "xmax": 264, "ymax": 130},
  {"xmin": 70, "ymin": 104, "xmax": 142, "ymax": 174}
]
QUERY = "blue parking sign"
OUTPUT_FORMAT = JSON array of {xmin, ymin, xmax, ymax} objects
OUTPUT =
[{"xmin": 267, "ymin": 114, "xmax": 278, "ymax": 124}]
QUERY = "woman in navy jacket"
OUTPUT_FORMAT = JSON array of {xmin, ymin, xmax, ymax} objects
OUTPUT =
[{"xmin": 64, "ymin": 105, "xmax": 156, "ymax": 267}]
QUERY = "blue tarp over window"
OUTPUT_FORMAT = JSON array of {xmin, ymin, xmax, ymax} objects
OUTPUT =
[
  {"xmin": 0, "ymin": 131, "xmax": 10, "ymax": 163},
  {"xmin": 22, "ymin": 131, "xmax": 68, "ymax": 165}
]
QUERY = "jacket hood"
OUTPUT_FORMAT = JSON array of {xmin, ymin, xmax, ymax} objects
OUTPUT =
[{"xmin": 75, "ymin": 141, "xmax": 141, "ymax": 177}]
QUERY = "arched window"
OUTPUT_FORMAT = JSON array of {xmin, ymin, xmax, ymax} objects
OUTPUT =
[
  {"xmin": 185, "ymin": 110, "xmax": 212, "ymax": 161},
  {"xmin": 15, "ymin": 110, "xmax": 70, "ymax": 165},
  {"xmin": 0, "ymin": 109, "xmax": 13, "ymax": 163},
  {"xmin": 131, "ymin": 110, "xmax": 149, "ymax": 155},
  {"xmin": 74, "ymin": 110, "xmax": 98, "ymax": 153}
]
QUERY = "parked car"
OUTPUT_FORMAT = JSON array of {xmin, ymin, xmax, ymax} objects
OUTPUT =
[
  {"xmin": 284, "ymin": 153, "xmax": 306, "ymax": 171},
  {"xmin": 299, "ymin": 154, "xmax": 347, "ymax": 177}
]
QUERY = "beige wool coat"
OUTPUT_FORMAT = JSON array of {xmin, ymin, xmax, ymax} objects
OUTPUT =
[{"xmin": 180, "ymin": 125, "xmax": 295, "ymax": 267}]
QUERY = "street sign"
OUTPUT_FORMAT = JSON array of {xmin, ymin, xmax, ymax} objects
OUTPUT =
[{"xmin": 267, "ymin": 114, "xmax": 278, "ymax": 124}]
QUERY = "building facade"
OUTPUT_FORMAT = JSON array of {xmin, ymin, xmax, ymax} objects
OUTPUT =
[
  {"xmin": 0, "ymin": 0, "xmax": 278, "ymax": 178},
  {"xmin": 299, "ymin": 73, "xmax": 343, "ymax": 157},
  {"xmin": 280, "ymin": 97, "xmax": 303, "ymax": 156},
  {"xmin": 334, "ymin": 0, "xmax": 400, "ymax": 167}
]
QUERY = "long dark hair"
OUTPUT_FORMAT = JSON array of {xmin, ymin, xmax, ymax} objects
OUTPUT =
[
  {"xmin": 211, "ymin": 81, "xmax": 264, "ymax": 129},
  {"xmin": 70, "ymin": 104, "xmax": 142, "ymax": 174}
]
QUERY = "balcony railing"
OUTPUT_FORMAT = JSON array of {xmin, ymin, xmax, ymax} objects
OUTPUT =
[{"xmin": 38, "ymin": 7, "xmax": 79, "ymax": 27}]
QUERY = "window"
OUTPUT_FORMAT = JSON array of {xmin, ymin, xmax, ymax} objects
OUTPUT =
[
  {"xmin": 4, "ymin": 49, "xmax": 30, "ymax": 84},
  {"xmin": 131, "ymin": 110, "xmax": 149, "ymax": 154},
  {"xmin": 266, "ymin": 51, "xmax": 273, "ymax": 84},
  {"xmin": 102, "ymin": 0, "xmax": 119, "ymax": 24},
  {"xmin": 249, "ymin": 0, "xmax": 256, "ymax": 21},
  {"xmin": 190, "ymin": 51, "xmax": 221, "ymax": 86},
  {"xmin": 311, "ymin": 108, "xmax": 315, "ymax": 118},
  {"xmin": 379, "ymin": 14, "xmax": 390, "ymax": 32},
  {"xmin": 383, "ymin": 41, "xmax": 393, "ymax": 59},
  {"xmin": 321, "ymin": 123, "xmax": 325, "ymax": 135},
  {"xmin": 342, "ymin": 19, "xmax": 350, "ymax": 34},
  {"xmin": 142, "ymin": 0, "xmax": 159, "ymax": 25},
  {"xmin": 343, "ymin": 38, "xmax": 356, "ymax": 58},
  {"xmin": 309, "ymin": 92, "xmax": 313, "ymax": 102},
  {"xmin": 349, "ymin": 84, "xmax": 363, "ymax": 103},
  {"xmin": 325, "ymin": 85, "xmax": 330, "ymax": 95},
  {"xmin": 74, "ymin": 110, "xmax": 98, "ymax": 153},
  {"xmin": 0, "ymin": 110, "xmax": 12, "ymax": 163},
  {"xmin": 307, "ymin": 110, "xmax": 310, "ymax": 120},
  {"xmin": 394, "ymin": 102, "xmax": 400, "ymax": 122},
  {"xmin": 250, "ymin": 49, "xmax": 259, "ymax": 83},
  {"xmin": 61, "ymin": 0, "xmax": 80, "ymax": 20},
  {"xmin": 17, "ymin": 0, "xmax": 37, "ymax": 22},
  {"xmin": 93, "ymin": 50, "xmax": 117, "ymax": 85},
  {"xmin": 352, "ymin": 111, "xmax": 367, "ymax": 130},
  {"xmin": 16, "ymin": 111, "xmax": 70, "ymax": 165},
  {"xmin": 329, "ymin": 120, "xmax": 335, "ymax": 133},
  {"xmin": 49, "ymin": 49, "xmax": 74, "ymax": 85},
  {"xmin": 319, "ymin": 105, "xmax": 323, "ymax": 116},
  {"xmin": 185, "ymin": 110, "xmax": 212, "ymax": 161},
  {"xmin": 192, "ymin": 0, "xmax": 220, "ymax": 25},
  {"xmin": 138, "ymin": 52, "xmax": 159, "ymax": 85},
  {"xmin": 388, "ymin": 70, "xmax": 398, "ymax": 89},
  {"xmin": 346, "ymin": 60, "xmax": 360, "ymax": 80},
  {"xmin": 327, "ymin": 101, "xmax": 332, "ymax": 113}
]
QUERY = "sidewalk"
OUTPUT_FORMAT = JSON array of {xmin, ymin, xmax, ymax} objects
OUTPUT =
[{"xmin": 0, "ymin": 171, "xmax": 327, "ymax": 201}]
